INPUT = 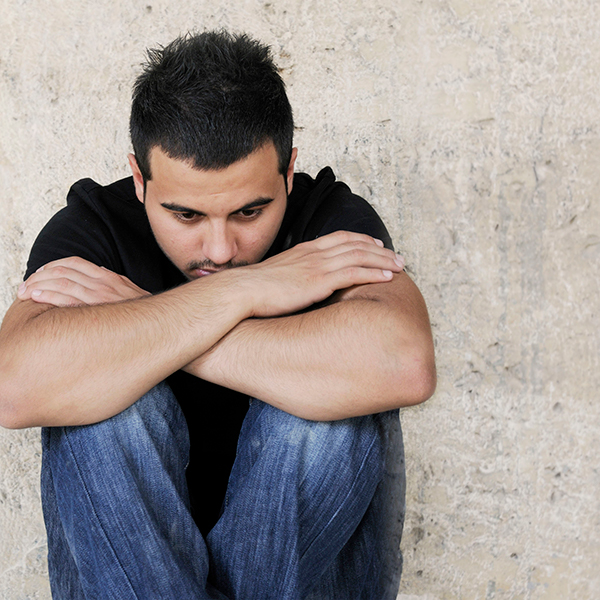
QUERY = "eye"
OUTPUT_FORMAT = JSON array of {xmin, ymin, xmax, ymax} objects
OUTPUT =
[
  {"xmin": 173, "ymin": 211, "xmax": 199, "ymax": 223},
  {"xmin": 237, "ymin": 208, "xmax": 263, "ymax": 220}
]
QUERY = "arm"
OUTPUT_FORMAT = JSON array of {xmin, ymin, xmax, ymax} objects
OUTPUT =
[
  {"xmin": 0, "ymin": 268, "xmax": 250, "ymax": 428},
  {"xmin": 186, "ymin": 271, "xmax": 436, "ymax": 421},
  {"xmin": 0, "ymin": 232, "xmax": 403, "ymax": 428}
]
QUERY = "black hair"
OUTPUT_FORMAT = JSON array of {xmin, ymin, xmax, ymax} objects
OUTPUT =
[{"xmin": 130, "ymin": 30, "xmax": 294, "ymax": 181}]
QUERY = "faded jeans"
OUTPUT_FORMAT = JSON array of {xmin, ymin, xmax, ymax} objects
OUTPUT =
[{"xmin": 41, "ymin": 381, "xmax": 404, "ymax": 599}]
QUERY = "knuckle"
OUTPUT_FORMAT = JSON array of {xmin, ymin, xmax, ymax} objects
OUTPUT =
[
  {"xmin": 57, "ymin": 257, "xmax": 77, "ymax": 268},
  {"xmin": 96, "ymin": 286, "xmax": 113, "ymax": 300},
  {"xmin": 344, "ymin": 266, "xmax": 360, "ymax": 279}
]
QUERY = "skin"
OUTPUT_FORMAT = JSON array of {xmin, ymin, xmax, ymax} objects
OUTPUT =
[
  {"xmin": 136, "ymin": 144, "xmax": 295, "ymax": 281},
  {"xmin": 0, "ymin": 143, "xmax": 435, "ymax": 428}
]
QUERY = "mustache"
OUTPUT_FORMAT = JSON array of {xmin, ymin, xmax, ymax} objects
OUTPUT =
[{"xmin": 186, "ymin": 259, "xmax": 250, "ymax": 271}]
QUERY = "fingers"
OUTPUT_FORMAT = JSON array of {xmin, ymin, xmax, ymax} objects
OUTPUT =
[
  {"xmin": 321, "ymin": 241, "xmax": 404, "ymax": 272},
  {"xmin": 306, "ymin": 237, "xmax": 407, "ymax": 297},
  {"xmin": 35, "ymin": 256, "xmax": 107, "ymax": 277},
  {"xmin": 19, "ymin": 275, "xmax": 96, "ymax": 305},
  {"xmin": 20, "ymin": 257, "xmax": 105, "ymax": 295},
  {"xmin": 296, "ymin": 238, "xmax": 404, "ymax": 283},
  {"xmin": 327, "ymin": 266, "xmax": 398, "ymax": 291},
  {"xmin": 19, "ymin": 265, "xmax": 96, "ymax": 302},
  {"xmin": 320, "ymin": 257, "xmax": 400, "ymax": 292},
  {"xmin": 17, "ymin": 257, "xmax": 149, "ymax": 306},
  {"xmin": 26, "ymin": 289, "xmax": 87, "ymax": 308},
  {"xmin": 308, "ymin": 230, "xmax": 385, "ymax": 251},
  {"xmin": 299, "ymin": 232, "xmax": 405, "ymax": 271},
  {"xmin": 239, "ymin": 231, "xmax": 408, "ymax": 317},
  {"xmin": 22, "ymin": 265, "xmax": 97, "ymax": 289}
]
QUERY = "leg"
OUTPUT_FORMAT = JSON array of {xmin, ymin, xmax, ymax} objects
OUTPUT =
[
  {"xmin": 41, "ymin": 382, "xmax": 225, "ymax": 600},
  {"xmin": 206, "ymin": 400, "xmax": 402, "ymax": 600},
  {"xmin": 306, "ymin": 409, "xmax": 406, "ymax": 600}
]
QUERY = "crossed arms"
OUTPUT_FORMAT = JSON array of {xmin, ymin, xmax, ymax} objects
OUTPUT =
[{"xmin": 0, "ymin": 231, "xmax": 435, "ymax": 428}]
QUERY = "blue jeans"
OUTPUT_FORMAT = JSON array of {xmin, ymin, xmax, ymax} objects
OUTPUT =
[{"xmin": 41, "ymin": 382, "xmax": 404, "ymax": 599}]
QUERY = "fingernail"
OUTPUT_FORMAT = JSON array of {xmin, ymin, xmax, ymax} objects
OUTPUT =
[
  {"xmin": 382, "ymin": 270, "xmax": 393, "ymax": 278},
  {"xmin": 18, "ymin": 282, "xmax": 26, "ymax": 294},
  {"xmin": 36, "ymin": 266, "xmax": 44, "ymax": 272},
  {"xmin": 31, "ymin": 289, "xmax": 42, "ymax": 297},
  {"xmin": 395, "ymin": 254, "xmax": 405, "ymax": 269},
  {"xmin": 374, "ymin": 238, "xmax": 384, "ymax": 247}
]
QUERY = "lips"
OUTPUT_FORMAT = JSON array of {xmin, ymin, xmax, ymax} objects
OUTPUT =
[
  {"xmin": 192, "ymin": 268, "xmax": 224, "ymax": 278},
  {"xmin": 194, "ymin": 269, "xmax": 215, "ymax": 277},
  {"xmin": 188, "ymin": 261, "xmax": 247, "ymax": 279}
]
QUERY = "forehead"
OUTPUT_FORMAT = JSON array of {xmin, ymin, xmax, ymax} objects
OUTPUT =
[{"xmin": 146, "ymin": 143, "xmax": 283, "ymax": 213}]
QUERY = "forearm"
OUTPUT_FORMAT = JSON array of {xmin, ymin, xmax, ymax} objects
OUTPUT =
[
  {"xmin": 0, "ymin": 272, "xmax": 249, "ymax": 428},
  {"xmin": 186, "ymin": 278, "xmax": 436, "ymax": 420},
  {"xmin": 1, "ymin": 231, "xmax": 410, "ymax": 427}
]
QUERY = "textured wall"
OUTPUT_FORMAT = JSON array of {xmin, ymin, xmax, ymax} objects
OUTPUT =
[{"xmin": 1, "ymin": 0, "xmax": 599, "ymax": 598}]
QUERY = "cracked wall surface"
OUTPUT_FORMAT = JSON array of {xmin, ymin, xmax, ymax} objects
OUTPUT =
[{"xmin": 1, "ymin": 0, "xmax": 599, "ymax": 598}]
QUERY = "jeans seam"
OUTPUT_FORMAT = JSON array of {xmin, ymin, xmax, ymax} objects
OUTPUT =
[{"xmin": 62, "ymin": 428, "xmax": 140, "ymax": 600}]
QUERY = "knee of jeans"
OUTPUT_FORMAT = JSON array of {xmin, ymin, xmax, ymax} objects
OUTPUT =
[
  {"xmin": 43, "ymin": 382, "xmax": 190, "ymax": 485},
  {"xmin": 113, "ymin": 381, "xmax": 187, "ymax": 442},
  {"xmin": 55, "ymin": 382, "xmax": 187, "ymax": 456},
  {"xmin": 121, "ymin": 381, "xmax": 180, "ymax": 421},
  {"xmin": 257, "ymin": 402, "xmax": 385, "ymax": 483}
]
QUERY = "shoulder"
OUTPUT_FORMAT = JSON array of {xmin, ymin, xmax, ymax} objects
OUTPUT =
[
  {"xmin": 39, "ymin": 176, "xmax": 140, "ymax": 233},
  {"xmin": 65, "ymin": 176, "xmax": 141, "ymax": 222},
  {"xmin": 284, "ymin": 167, "xmax": 394, "ymax": 251},
  {"xmin": 25, "ymin": 176, "xmax": 148, "ymax": 279}
]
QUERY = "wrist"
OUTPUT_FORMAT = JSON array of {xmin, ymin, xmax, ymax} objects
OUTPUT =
[{"xmin": 192, "ymin": 267, "xmax": 257, "ymax": 321}]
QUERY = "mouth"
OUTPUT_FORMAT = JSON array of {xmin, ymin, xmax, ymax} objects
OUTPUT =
[
  {"xmin": 187, "ymin": 260, "xmax": 249, "ymax": 280},
  {"xmin": 192, "ymin": 268, "xmax": 222, "ymax": 278}
]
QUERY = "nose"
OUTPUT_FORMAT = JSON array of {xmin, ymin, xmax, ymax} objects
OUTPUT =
[{"xmin": 202, "ymin": 221, "xmax": 237, "ymax": 266}]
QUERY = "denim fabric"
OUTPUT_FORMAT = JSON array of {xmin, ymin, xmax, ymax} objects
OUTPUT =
[{"xmin": 41, "ymin": 382, "xmax": 403, "ymax": 599}]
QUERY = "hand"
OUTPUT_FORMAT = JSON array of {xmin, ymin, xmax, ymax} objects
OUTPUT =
[
  {"xmin": 17, "ymin": 257, "xmax": 151, "ymax": 307},
  {"xmin": 238, "ymin": 230, "xmax": 405, "ymax": 318}
]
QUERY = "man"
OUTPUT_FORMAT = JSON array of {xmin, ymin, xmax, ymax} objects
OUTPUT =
[{"xmin": 0, "ymin": 30, "xmax": 435, "ymax": 599}]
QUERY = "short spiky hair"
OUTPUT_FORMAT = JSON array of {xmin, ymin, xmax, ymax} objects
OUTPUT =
[{"xmin": 130, "ymin": 30, "xmax": 294, "ymax": 180}]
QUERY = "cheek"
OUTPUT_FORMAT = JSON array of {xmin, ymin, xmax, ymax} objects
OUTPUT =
[
  {"xmin": 149, "ymin": 217, "xmax": 198, "ymax": 263},
  {"xmin": 237, "ymin": 231, "xmax": 264, "ymax": 258},
  {"xmin": 240, "ymin": 222, "xmax": 281, "ymax": 261},
  {"xmin": 167, "ymin": 232, "xmax": 203, "ymax": 262}
]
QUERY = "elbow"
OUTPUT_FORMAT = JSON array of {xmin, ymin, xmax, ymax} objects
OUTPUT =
[
  {"xmin": 0, "ymin": 397, "xmax": 41, "ymax": 430},
  {"xmin": 0, "ymin": 368, "xmax": 38, "ymax": 430},
  {"xmin": 0, "ymin": 411, "xmax": 30, "ymax": 430},
  {"xmin": 0, "ymin": 395, "xmax": 29, "ymax": 430},
  {"xmin": 390, "ymin": 340, "xmax": 437, "ymax": 408},
  {"xmin": 0, "ymin": 398, "xmax": 31, "ymax": 431},
  {"xmin": 403, "ymin": 357, "xmax": 436, "ymax": 406},
  {"xmin": 0, "ymin": 373, "xmax": 17, "ymax": 429}
]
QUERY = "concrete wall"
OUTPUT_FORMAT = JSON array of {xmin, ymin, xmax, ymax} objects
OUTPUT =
[{"xmin": 1, "ymin": 0, "xmax": 599, "ymax": 598}]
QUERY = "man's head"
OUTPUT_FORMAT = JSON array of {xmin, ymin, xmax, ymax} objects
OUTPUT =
[
  {"xmin": 130, "ymin": 143, "xmax": 296, "ymax": 280},
  {"xmin": 128, "ymin": 31, "xmax": 297, "ymax": 280},
  {"xmin": 130, "ymin": 30, "xmax": 294, "ymax": 182}
]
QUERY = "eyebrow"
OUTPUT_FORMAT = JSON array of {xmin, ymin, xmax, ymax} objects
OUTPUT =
[{"xmin": 160, "ymin": 197, "xmax": 275, "ymax": 216}]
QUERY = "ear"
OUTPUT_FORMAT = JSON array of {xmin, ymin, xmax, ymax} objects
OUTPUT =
[
  {"xmin": 128, "ymin": 153, "xmax": 145, "ymax": 203},
  {"xmin": 286, "ymin": 147, "xmax": 298, "ymax": 194}
]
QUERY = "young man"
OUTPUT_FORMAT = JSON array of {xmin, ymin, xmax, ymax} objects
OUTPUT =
[{"xmin": 0, "ymin": 31, "xmax": 435, "ymax": 599}]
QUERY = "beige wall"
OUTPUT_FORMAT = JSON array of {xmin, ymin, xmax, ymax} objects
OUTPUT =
[{"xmin": 1, "ymin": 1, "xmax": 599, "ymax": 598}]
